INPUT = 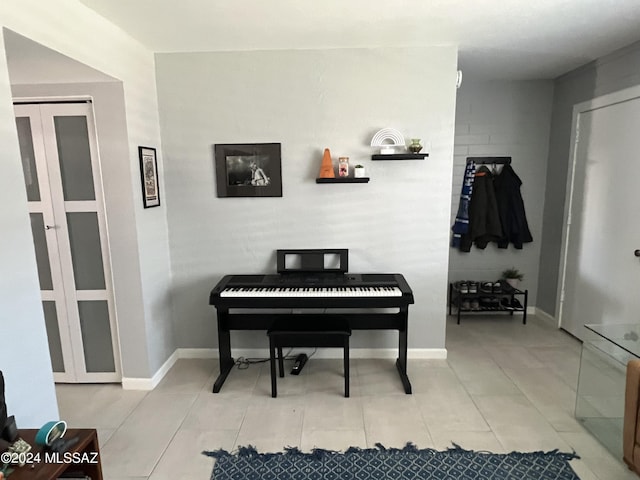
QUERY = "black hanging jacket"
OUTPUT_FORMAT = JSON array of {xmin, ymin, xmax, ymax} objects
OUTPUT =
[
  {"xmin": 493, "ymin": 164, "xmax": 533, "ymax": 249},
  {"xmin": 459, "ymin": 166, "xmax": 503, "ymax": 252}
]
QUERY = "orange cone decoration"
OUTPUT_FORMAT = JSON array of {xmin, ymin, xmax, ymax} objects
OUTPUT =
[{"xmin": 318, "ymin": 148, "xmax": 335, "ymax": 178}]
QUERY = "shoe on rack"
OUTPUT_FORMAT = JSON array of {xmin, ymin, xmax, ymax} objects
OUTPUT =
[
  {"xmin": 479, "ymin": 297, "xmax": 491, "ymax": 310},
  {"xmin": 490, "ymin": 298, "xmax": 501, "ymax": 310},
  {"xmin": 468, "ymin": 281, "xmax": 478, "ymax": 294},
  {"xmin": 511, "ymin": 298, "xmax": 523, "ymax": 310},
  {"xmin": 480, "ymin": 282, "xmax": 493, "ymax": 293},
  {"xmin": 500, "ymin": 297, "xmax": 514, "ymax": 310},
  {"xmin": 470, "ymin": 299, "xmax": 480, "ymax": 310},
  {"xmin": 456, "ymin": 281, "xmax": 469, "ymax": 294},
  {"xmin": 461, "ymin": 300, "xmax": 471, "ymax": 310},
  {"xmin": 492, "ymin": 281, "xmax": 503, "ymax": 294}
]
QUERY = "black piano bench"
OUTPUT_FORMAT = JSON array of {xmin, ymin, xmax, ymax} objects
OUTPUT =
[{"xmin": 267, "ymin": 317, "xmax": 351, "ymax": 398}]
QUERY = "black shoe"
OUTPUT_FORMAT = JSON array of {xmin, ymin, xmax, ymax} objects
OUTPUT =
[
  {"xmin": 511, "ymin": 298, "xmax": 523, "ymax": 310},
  {"xmin": 500, "ymin": 298, "xmax": 514, "ymax": 310},
  {"xmin": 480, "ymin": 282, "xmax": 493, "ymax": 293},
  {"xmin": 456, "ymin": 281, "xmax": 469, "ymax": 294}
]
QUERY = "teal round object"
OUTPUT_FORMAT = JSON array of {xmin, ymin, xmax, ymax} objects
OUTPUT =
[{"xmin": 35, "ymin": 420, "xmax": 67, "ymax": 446}]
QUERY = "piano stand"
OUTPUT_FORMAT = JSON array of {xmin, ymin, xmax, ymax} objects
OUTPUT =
[{"xmin": 211, "ymin": 311, "xmax": 413, "ymax": 394}]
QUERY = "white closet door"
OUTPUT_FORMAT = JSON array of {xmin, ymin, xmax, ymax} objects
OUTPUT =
[
  {"xmin": 15, "ymin": 102, "xmax": 121, "ymax": 383},
  {"xmin": 559, "ymin": 87, "xmax": 640, "ymax": 339}
]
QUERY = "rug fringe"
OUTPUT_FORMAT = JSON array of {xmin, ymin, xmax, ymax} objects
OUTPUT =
[{"xmin": 203, "ymin": 443, "xmax": 580, "ymax": 461}]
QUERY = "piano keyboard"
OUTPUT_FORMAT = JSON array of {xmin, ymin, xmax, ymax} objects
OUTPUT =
[{"xmin": 221, "ymin": 286, "xmax": 403, "ymax": 298}]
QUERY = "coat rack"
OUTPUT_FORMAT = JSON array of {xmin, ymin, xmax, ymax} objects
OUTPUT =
[{"xmin": 466, "ymin": 156, "xmax": 511, "ymax": 165}]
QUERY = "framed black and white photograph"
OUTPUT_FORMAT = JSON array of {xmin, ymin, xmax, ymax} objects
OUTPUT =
[
  {"xmin": 214, "ymin": 143, "xmax": 282, "ymax": 198},
  {"xmin": 138, "ymin": 147, "xmax": 160, "ymax": 208},
  {"xmin": 138, "ymin": 146, "xmax": 161, "ymax": 208}
]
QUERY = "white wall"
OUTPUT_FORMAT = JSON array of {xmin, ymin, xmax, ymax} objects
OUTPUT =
[
  {"xmin": 156, "ymin": 47, "xmax": 458, "ymax": 352},
  {"xmin": 0, "ymin": 32, "xmax": 58, "ymax": 428},
  {"xmin": 0, "ymin": 0, "xmax": 174, "ymax": 410},
  {"xmin": 449, "ymin": 80, "xmax": 554, "ymax": 307}
]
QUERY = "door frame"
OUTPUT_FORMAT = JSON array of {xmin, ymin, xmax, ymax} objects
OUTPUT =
[
  {"xmin": 15, "ymin": 98, "xmax": 122, "ymax": 383},
  {"xmin": 556, "ymin": 84, "xmax": 640, "ymax": 332}
]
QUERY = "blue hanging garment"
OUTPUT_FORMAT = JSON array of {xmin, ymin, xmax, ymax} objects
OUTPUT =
[{"xmin": 451, "ymin": 160, "xmax": 476, "ymax": 247}]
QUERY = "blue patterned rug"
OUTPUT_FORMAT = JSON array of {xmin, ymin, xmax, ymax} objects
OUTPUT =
[{"xmin": 203, "ymin": 443, "xmax": 580, "ymax": 479}]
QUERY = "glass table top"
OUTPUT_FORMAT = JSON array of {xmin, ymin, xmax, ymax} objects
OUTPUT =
[{"xmin": 584, "ymin": 323, "xmax": 640, "ymax": 359}]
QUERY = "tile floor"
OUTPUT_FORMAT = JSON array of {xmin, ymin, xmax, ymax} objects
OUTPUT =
[{"xmin": 55, "ymin": 314, "xmax": 638, "ymax": 480}]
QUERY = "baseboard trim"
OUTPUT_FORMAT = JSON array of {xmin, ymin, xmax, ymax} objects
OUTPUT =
[
  {"xmin": 122, "ymin": 347, "xmax": 447, "ymax": 389},
  {"xmin": 534, "ymin": 307, "xmax": 557, "ymax": 327},
  {"xmin": 121, "ymin": 349, "xmax": 179, "ymax": 391}
]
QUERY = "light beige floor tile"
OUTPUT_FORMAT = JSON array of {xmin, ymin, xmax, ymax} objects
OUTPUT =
[
  {"xmin": 473, "ymin": 394, "xmax": 554, "ymax": 430},
  {"xmin": 181, "ymin": 390, "xmax": 248, "ymax": 431},
  {"xmin": 361, "ymin": 395, "xmax": 432, "ymax": 447},
  {"xmin": 302, "ymin": 393, "xmax": 364, "ymax": 431},
  {"xmin": 100, "ymin": 393, "xmax": 196, "ymax": 477},
  {"xmin": 502, "ymin": 366, "xmax": 583, "ymax": 432},
  {"xmin": 486, "ymin": 345, "xmax": 546, "ymax": 369},
  {"xmin": 416, "ymin": 388, "xmax": 490, "ymax": 433},
  {"xmin": 451, "ymin": 364, "xmax": 522, "ymax": 396},
  {"xmin": 234, "ymin": 401, "xmax": 303, "ymax": 452},
  {"xmin": 529, "ymin": 345, "xmax": 581, "ymax": 388},
  {"xmin": 301, "ymin": 429, "xmax": 367, "ymax": 451},
  {"xmin": 56, "ymin": 383, "xmax": 147, "ymax": 429},
  {"xmin": 365, "ymin": 424, "xmax": 434, "ymax": 450},
  {"xmin": 429, "ymin": 430, "xmax": 504, "ymax": 453},
  {"xmin": 97, "ymin": 428, "xmax": 116, "ymax": 446},
  {"xmin": 148, "ymin": 428, "xmax": 236, "ymax": 480},
  {"xmin": 355, "ymin": 359, "xmax": 407, "ymax": 396},
  {"xmin": 409, "ymin": 362, "xmax": 464, "ymax": 394},
  {"xmin": 152, "ymin": 359, "xmax": 216, "ymax": 394},
  {"xmin": 492, "ymin": 425, "xmax": 573, "ymax": 453},
  {"xmin": 361, "ymin": 394, "xmax": 423, "ymax": 430},
  {"xmin": 559, "ymin": 431, "xmax": 638, "ymax": 479},
  {"xmin": 56, "ymin": 315, "xmax": 636, "ymax": 479}
]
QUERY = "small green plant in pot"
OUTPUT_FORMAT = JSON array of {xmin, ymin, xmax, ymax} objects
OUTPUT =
[{"xmin": 501, "ymin": 267, "xmax": 523, "ymax": 289}]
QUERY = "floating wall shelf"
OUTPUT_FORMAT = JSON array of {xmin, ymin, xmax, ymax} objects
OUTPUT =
[
  {"xmin": 371, "ymin": 153, "xmax": 428, "ymax": 160},
  {"xmin": 316, "ymin": 177, "xmax": 370, "ymax": 184}
]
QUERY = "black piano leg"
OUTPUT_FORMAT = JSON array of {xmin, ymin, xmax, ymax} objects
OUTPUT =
[
  {"xmin": 213, "ymin": 318, "xmax": 234, "ymax": 393},
  {"xmin": 213, "ymin": 358, "xmax": 235, "ymax": 393},
  {"xmin": 397, "ymin": 315, "xmax": 412, "ymax": 394},
  {"xmin": 395, "ymin": 359, "xmax": 412, "ymax": 394}
]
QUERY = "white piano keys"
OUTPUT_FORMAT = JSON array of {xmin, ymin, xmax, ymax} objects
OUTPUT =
[{"xmin": 220, "ymin": 286, "xmax": 403, "ymax": 298}]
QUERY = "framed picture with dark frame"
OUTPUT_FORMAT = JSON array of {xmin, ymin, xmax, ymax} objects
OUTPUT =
[
  {"xmin": 214, "ymin": 143, "xmax": 282, "ymax": 198},
  {"xmin": 138, "ymin": 146, "xmax": 161, "ymax": 208}
]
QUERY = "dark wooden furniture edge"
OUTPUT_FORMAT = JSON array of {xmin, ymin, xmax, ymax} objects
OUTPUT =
[{"xmin": 10, "ymin": 428, "xmax": 102, "ymax": 480}]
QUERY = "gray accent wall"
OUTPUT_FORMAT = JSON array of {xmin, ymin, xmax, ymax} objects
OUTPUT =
[
  {"xmin": 537, "ymin": 41, "xmax": 640, "ymax": 317},
  {"xmin": 449, "ymin": 80, "xmax": 554, "ymax": 307},
  {"xmin": 156, "ymin": 47, "xmax": 458, "ymax": 351}
]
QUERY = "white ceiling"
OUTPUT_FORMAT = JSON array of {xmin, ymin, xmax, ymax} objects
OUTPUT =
[{"xmin": 76, "ymin": 0, "xmax": 640, "ymax": 80}]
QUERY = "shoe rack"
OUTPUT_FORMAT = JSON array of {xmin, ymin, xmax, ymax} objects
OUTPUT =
[{"xmin": 448, "ymin": 281, "xmax": 528, "ymax": 325}]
